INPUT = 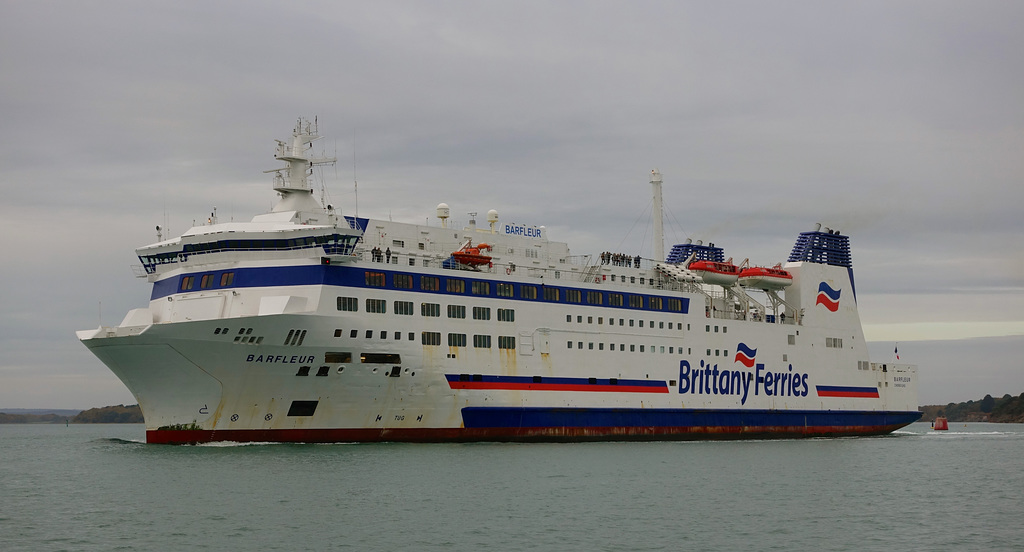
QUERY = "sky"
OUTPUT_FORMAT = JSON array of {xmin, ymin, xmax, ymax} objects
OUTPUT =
[{"xmin": 1, "ymin": 1, "xmax": 1021, "ymax": 408}]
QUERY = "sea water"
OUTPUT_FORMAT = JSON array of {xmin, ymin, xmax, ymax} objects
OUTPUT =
[{"xmin": 2, "ymin": 422, "xmax": 1022, "ymax": 551}]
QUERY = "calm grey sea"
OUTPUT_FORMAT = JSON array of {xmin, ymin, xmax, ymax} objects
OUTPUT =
[{"xmin": 2, "ymin": 422, "xmax": 1022, "ymax": 551}]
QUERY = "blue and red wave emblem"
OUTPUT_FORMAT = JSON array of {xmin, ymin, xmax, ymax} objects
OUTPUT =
[
  {"xmin": 734, "ymin": 343, "xmax": 757, "ymax": 368},
  {"xmin": 815, "ymin": 282, "xmax": 841, "ymax": 312}
]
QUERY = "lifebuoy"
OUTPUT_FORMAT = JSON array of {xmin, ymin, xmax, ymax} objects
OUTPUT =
[
  {"xmin": 506, "ymin": 267, "xmax": 512, "ymax": 275},
  {"xmin": 595, "ymin": 277, "xmax": 600, "ymax": 283}
]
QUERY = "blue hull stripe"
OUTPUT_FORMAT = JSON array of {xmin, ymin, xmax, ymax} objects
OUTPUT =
[{"xmin": 461, "ymin": 407, "xmax": 923, "ymax": 429}]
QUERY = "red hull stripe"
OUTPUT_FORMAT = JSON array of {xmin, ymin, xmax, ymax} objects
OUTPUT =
[
  {"xmin": 816, "ymin": 385, "xmax": 880, "ymax": 398},
  {"xmin": 447, "ymin": 381, "xmax": 668, "ymax": 393},
  {"xmin": 445, "ymin": 374, "xmax": 668, "ymax": 393}
]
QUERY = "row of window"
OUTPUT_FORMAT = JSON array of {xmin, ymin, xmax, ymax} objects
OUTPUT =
[
  {"xmin": 825, "ymin": 337, "xmax": 845, "ymax": 348},
  {"xmin": 181, "ymin": 271, "xmax": 235, "ymax": 291},
  {"xmin": 568, "ymin": 341, "xmax": 693, "ymax": 355},
  {"xmin": 338, "ymin": 297, "xmax": 515, "ymax": 321},
  {"xmin": 362, "ymin": 270, "xmax": 686, "ymax": 313},
  {"xmin": 330, "ymin": 328, "xmax": 516, "ymax": 349},
  {"xmin": 144, "ymin": 234, "xmax": 358, "ymax": 274},
  {"xmin": 568, "ymin": 314, "xmax": 689, "ymax": 331}
]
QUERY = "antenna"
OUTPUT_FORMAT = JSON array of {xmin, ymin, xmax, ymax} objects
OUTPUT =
[{"xmin": 353, "ymin": 130, "xmax": 358, "ymax": 218}]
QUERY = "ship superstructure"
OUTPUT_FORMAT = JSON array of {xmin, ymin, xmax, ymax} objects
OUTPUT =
[{"xmin": 78, "ymin": 119, "xmax": 921, "ymax": 444}]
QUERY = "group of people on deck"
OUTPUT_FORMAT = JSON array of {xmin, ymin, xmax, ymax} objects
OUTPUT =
[
  {"xmin": 601, "ymin": 251, "xmax": 641, "ymax": 268},
  {"xmin": 370, "ymin": 247, "xmax": 391, "ymax": 263}
]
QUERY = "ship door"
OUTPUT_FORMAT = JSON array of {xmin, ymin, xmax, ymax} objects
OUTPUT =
[
  {"xmin": 518, "ymin": 331, "xmax": 535, "ymax": 356},
  {"xmin": 536, "ymin": 328, "xmax": 550, "ymax": 355}
]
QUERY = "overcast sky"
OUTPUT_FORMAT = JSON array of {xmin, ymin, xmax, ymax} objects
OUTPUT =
[{"xmin": 1, "ymin": 1, "xmax": 1021, "ymax": 408}]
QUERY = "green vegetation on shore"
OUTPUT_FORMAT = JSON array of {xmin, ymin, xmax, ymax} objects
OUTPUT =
[
  {"xmin": 73, "ymin": 404, "xmax": 144, "ymax": 423},
  {"xmin": 0, "ymin": 404, "xmax": 143, "ymax": 424},
  {"xmin": 920, "ymin": 393, "xmax": 1024, "ymax": 423}
]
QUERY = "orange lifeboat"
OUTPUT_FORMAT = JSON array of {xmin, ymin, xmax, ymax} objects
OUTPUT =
[
  {"xmin": 451, "ymin": 242, "xmax": 493, "ymax": 267},
  {"xmin": 688, "ymin": 260, "xmax": 740, "ymax": 286},
  {"xmin": 738, "ymin": 265, "xmax": 793, "ymax": 290}
]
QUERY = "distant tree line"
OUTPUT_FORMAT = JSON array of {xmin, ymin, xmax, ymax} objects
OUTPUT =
[
  {"xmin": 72, "ymin": 404, "xmax": 144, "ymax": 423},
  {"xmin": 919, "ymin": 393, "xmax": 1024, "ymax": 423},
  {"xmin": 0, "ymin": 412, "xmax": 71, "ymax": 424}
]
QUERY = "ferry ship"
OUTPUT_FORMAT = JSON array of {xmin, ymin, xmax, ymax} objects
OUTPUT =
[{"xmin": 77, "ymin": 118, "xmax": 922, "ymax": 444}]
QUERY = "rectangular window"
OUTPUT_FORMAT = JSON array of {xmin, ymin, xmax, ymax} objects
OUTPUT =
[
  {"xmin": 498, "ymin": 336, "xmax": 516, "ymax": 349},
  {"xmin": 520, "ymin": 285, "xmax": 538, "ymax": 299},
  {"xmin": 200, "ymin": 274, "xmax": 213, "ymax": 289},
  {"xmin": 366, "ymin": 299, "xmax": 386, "ymax": 313},
  {"xmin": 365, "ymin": 271, "xmax": 385, "ymax": 287},
  {"xmin": 448, "ymin": 333, "xmax": 467, "ymax": 347},
  {"xmin": 181, "ymin": 275, "xmax": 195, "ymax": 291},
  {"xmin": 337, "ymin": 297, "xmax": 358, "ymax": 311},
  {"xmin": 497, "ymin": 283, "xmax": 514, "ymax": 297},
  {"xmin": 447, "ymin": 305, "xmax": 466, "ymax": 319},
  {"xmin": 394, "ymin": 300, "xmax": 414, "ymax": 315},
  {"xmin": 325, "ymin": 352, "xmax": 352, "ymax": 363},
  {"xmin": 394, "ymin": 274, "xmax": 413, "ymax": 289},
  {"xmin": 421, "ymin": 303, "xmax": 441, "ymax": 317},
  {"xmin": 649, "ymin": 297, "xmax": 663, "ymax": 310},
  {"xmin": 628, "ymin": 295, "xmax": 643, "ymax": 308},
  {"xmin": 219, "ymin": 272, "xmax": 234, "ymax": 286},
  {"xmin": 609, "ymin": 293, "xmax": 623, "ymax": 307},
  {"xmin": 361, "ymin": 353, "xmax": 402, "ymax": 363},
  {"xmin": 471, "ymin": 281, "xmax": 490, "ymax": 295},
  {"xmin": 566, "ymin": 289, "xmax": 582, "ymax": 303},
  {"xmin": 473, "ymin": 306, "xmax": 491, "ymax": 320},
  {"xmin": 447, "ymin": 279, "xmax": 466, "ymax": 293},
  {"xmin": 668, "ymin": 298, "xmax": 682, "ymax": 312},
  {"xmin": 543, "ymin": 287, "xmax": 560, "ymax": 301},
  {"xmin": 587, "ymin": 291, "xmax": 603, "ymax": 305},
  {"xmin": 392, "ymin": 240, "xmax": 404, "ymax": 248},
  {"xmin": 421, "ymin": 276, "xmax": 440, "ymax": 291},
  {"xmin": 473, "ymin": 335, "xmax": 492, "ymax": 348},
  {"xmin": 497, "ymin": 308, "xmax": 515, "ymax": 322},
  {"xmin": 421, "ymin": 331, "xmax": 442, "ymax": 345}
]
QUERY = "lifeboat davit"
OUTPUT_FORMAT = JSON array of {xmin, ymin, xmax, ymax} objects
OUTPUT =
[
  {"xmin": 451, "ymin": 242, "xmax": 493, "ymax": 267},
  {"xmin": 738, "ymin": 266, "xmax": 793, "ymax": 290},
  {"xmin": 689, "ymin": 260, "xmax": 740, "ymax": 286}
]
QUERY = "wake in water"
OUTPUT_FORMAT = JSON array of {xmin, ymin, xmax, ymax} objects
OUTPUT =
[{"xmin": 92, "ymin": 437, "xmax": 146, "ymax": 445}]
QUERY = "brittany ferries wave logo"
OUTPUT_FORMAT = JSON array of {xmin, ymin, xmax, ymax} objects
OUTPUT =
[
  {"xmin": 815, "ymin": 282, "xmax": 841, "ymax": 312},
  {"xmin": 734, "ymin": 343, "xmax": 757, "ymax": 368}
]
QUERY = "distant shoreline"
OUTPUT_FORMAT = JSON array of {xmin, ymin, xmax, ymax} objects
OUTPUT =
[{"xmin": 0, "ymin": 405, "xmax": 143, "ymax": 424}]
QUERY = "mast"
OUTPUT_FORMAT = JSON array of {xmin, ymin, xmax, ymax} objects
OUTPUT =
[
  {"xmin": 650, "ymin": 169, "xmax": 664, "ymax": 262},
  {"xmin": 265, "ymin": 118, "xmax": 337, "ymax": 214}
]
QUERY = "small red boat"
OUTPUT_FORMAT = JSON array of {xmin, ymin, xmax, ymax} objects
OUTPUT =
[
  {"xmin": 688, "ymin": 260, "xmax": 740, "ymax": 286},
  {"xmin": 451, "ymin": 242, "xmax": 493, "ymax": 267},
  {"xmin": 738, "ymin": 265, "xmax": 793, "ymax": 290}
]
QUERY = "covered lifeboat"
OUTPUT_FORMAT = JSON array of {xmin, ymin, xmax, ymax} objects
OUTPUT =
[
  {"xmin": 688, "ymin": 260, "xmax": 740, "ymax": 286},
  {"xmin": 451, "ymin": 242, "xmax": 493, "ymax": 267},
  {"xmin": 738, "ymin": 265, "xmax": 793, "ymax": 290}
]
